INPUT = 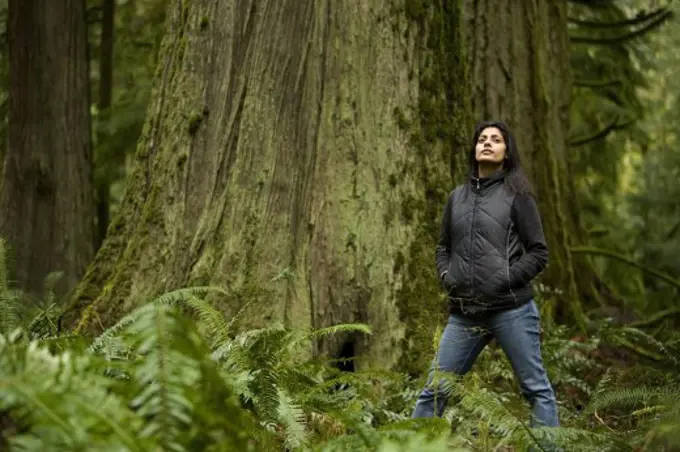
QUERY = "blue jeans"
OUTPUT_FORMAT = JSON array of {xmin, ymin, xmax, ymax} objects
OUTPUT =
[{"xmin": 412, "ymin": 300, "xmax": 559, "ymax": 428}]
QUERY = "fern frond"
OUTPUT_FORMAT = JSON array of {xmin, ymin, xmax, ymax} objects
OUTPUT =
[
  {"xmin": 604, "ymin": 325, "xmax": 680, "ymax": 367},
  {"xmin": 588, "ymin": 385, "xmax": 680, "ymax": 413},
  {"xmin": 457, "ymin": 387, "xmax": 523, "ymax": 436},
  {"xmin": 642, "ymin": 401, "xmax": 680, "ymax": 449},
  {"xmin": 285, "ymin": 323, "xmax": 371, "ymax": 358},
  {"xmin": 153, "ymin": 286, "xmax": 232, "ymax": 348},
  {"xmin": 631, "ymin": 404, "xmax": 667, "ymax": 417},
  {"xmin": 88, "ymin": 302, "xmax": 156, "ymax": 355},
  {"xmin": 373, "ymin": 430, "xmax": 460, "ymax": 452},
  {"xmin": 517, "ymin": 426, "xmax": 628, "ymax": 452},
  {"xmin": 27, "ymin": 303, "xmax": 63, "ymax": 340},
  {"xmin": 125, "ymin": 302, "xmax": 203, "ymax": 451},
  {"xmin": 0, "ymin": 335, "xmax": 149, "ymax": 450},
  {"xmin": 276, "ymin": 387, "xmax": 309, "ymax": 449},
  {"xmin": 152, "ymin": 285, "xmax": 229, "ymax": 304}
]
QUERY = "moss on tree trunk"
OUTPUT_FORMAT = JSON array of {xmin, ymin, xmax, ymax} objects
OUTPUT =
[{"xmin": 394, "ymin": 0, "xmax": 473, "ymax": 374}]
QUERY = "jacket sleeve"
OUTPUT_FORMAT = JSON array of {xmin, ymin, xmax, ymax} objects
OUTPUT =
[
  {"xmin": 435, "ymin": 192, "xmax": 453, "ymax": 281},
  {"xmin": 508, "ymin": 193, "xmax": 549, "ymax": 288}
]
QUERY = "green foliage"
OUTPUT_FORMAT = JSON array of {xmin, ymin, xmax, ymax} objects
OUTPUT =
[
  {"xmin": 565, "ymin": 0, "xmax": 680, "ymax": 318},
  {"xmin": 0, "ymin": 275, "xmax": 678, "ymax": 450},
  {"xmin": 568, "ymin": 1, "xmax": 660, "ymax": 223},
  {"xmin": 89, "ymin": 0, "xmax": 167, "ymax": 212}
]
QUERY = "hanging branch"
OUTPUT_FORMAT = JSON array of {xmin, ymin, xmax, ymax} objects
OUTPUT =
[
  {"xmin": 568, "ymin": 116, "xmax": 633, "ymax": 146},
  {"xmin": 568, "ymin": 0, "xmax": 616, "ymax": 7},
  {"xmin": 665, "ymin": 220, "xmax": 680, "ymax": 240},
  {"xmin": 574, "ymin": 78, "xmax": 622, "ymax": 88},
  {"xmin": 568, "ymin": 7, "xmax": 669, "ymax": 29},
  {"xmin": 570, "ymin": 246, "xmax": 680, "ymax": 289},
  {"xmin": 570, "ymin": 10, "xmax": 673, "ymax": 45}
]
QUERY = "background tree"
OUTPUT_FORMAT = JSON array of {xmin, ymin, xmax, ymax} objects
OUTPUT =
[
  {"xmin": 0, "ymin": 0, "xmax": 7, "ymax": 175},
  {"xmin": 88, "ymin": 0, "xmax": 166, "ymax": 250},
  {"xmin": 574, "ymin": 0, "xmax": 680, "ymax": 323},
  {"xmin": 566, "ymin": 0, "xmax": 678, "ymax": 323},
  {"xmin": 0, "ymin": 0, "xmax": 94, "ymax": 298}
]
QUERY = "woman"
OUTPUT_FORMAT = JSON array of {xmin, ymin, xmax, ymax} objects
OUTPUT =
[{"xmin": 411, "ymin": 120, "xmax": 559, "ymax": 429}]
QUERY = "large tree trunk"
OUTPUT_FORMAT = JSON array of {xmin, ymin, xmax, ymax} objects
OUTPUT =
[
  {"xmin": 463, "ymin": 0, "xmax": 598, "ymax": 326},
  {"xmin": 1, "ymin": 0, "xmax": 94, "ymax": 298},
  {"xmin": 64, "ymin": 0, "xmax": 473, "ymax": 371},
  {"xmin": 65, "ymin": 0, "xmax": 596, "ymax": 370}
]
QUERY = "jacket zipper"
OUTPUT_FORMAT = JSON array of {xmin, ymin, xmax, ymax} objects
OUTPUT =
[
  {"xmin": 469, "ymin": 178, "xmax": 480, "ymax": 297},
  {"xmin": 505, "ymin": 225, "xmax": 518, "ymax": 305}
]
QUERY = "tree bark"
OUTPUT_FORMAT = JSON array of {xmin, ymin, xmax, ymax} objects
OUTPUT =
[
  {"xmin": 65, "ymin": 0, "xmax": 450, "ymax": 369},
  {"xmin": 1, "ymin": 0, "xmax": 94, "ymax": 298},
  {"xmin": 463, "ymin": 0, "xmax": 598, "ymax": 326}
]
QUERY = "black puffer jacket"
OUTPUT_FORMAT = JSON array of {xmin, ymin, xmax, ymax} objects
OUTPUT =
[{"xmin": 435, "ymin": 171, "xmax": 548, "ymax": 314}]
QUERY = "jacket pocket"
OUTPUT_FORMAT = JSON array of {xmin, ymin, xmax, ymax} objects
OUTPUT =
[{"xmin": 479, "ymin": 269, "xmax": 509, "ymax": 298}]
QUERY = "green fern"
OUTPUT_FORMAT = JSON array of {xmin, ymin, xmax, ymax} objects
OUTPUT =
[
  {"xmin": 153, "ymin": 286, "xmax": 232, "ymax": 347},
  {"xmin": 588, "ymin": 385, "xmax": 680, "ymax": 413},
  {"xmin": 0, "ymin": 331, "xmax": 150, "ymax": 451},
  {"xmin": 2, "ymin": 283, "xmax": 678, "ymax": 451},
  {"xmin": 124, "ymin": 303, "xmax": 200, "ymax": 451},
  {"xmin": 87, "ymin": 292, "xmax": 260, "ymax": 451},
  {"xmin": 275, "ymin": 387, "xmax": 309, "ymax": 449},
  {"xmin": 603, "ymin": 325, "xmax": 680, "ymax": 367}
]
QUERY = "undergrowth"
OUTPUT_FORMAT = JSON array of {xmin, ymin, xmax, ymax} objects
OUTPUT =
[{"xmin": 0, "ymin": 239, "xmax": 678, "ymax": 451}]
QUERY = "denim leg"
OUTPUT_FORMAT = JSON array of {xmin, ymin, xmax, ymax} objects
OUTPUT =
[
  {"xmin": 412, "ymin": 314, "xmax": 491, "ymax": 418},
  {"xmin": 490, "ymin": 300, "xmax": 559, "ymax": 428}
]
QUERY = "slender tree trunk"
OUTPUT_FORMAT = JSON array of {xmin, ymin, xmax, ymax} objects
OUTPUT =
[
  {"xmin": 0, "ymin": 1, "xmax": 8, "ymax": 186},
  {"xmin": 95, "ymin": 0, "xmax": 116, "ymax": 251},
  {"xmin": 1, "ymin": 0, "xmax": 94, "ymax": 298},
  {"xmin": 463, "ymin": 0, "xmax": 598, "ymax": 326},
  {"xmin": 66, "ymin": 0, "xmax": 466, "ymax": 370}
]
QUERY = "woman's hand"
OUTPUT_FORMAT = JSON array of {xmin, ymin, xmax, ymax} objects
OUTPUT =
[{"xmin": 440, "ymin": 270, "xmax": 457, "ymax": 293}]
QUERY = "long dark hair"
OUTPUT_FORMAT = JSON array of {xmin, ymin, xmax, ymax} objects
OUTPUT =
[{"xmin": 468, "ymin": 120, "xmax": 534, "ymax": 196}]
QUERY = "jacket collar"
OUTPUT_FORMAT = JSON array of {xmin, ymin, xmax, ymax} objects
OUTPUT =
[{"xmin": 470, "ymin": 169, "xmax": 506, "ymax": 192}]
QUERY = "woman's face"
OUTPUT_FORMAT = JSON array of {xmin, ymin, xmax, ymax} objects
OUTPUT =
[{"xmin": 475, "ymin": 127, "xmax": 507, "ymax": 165}]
